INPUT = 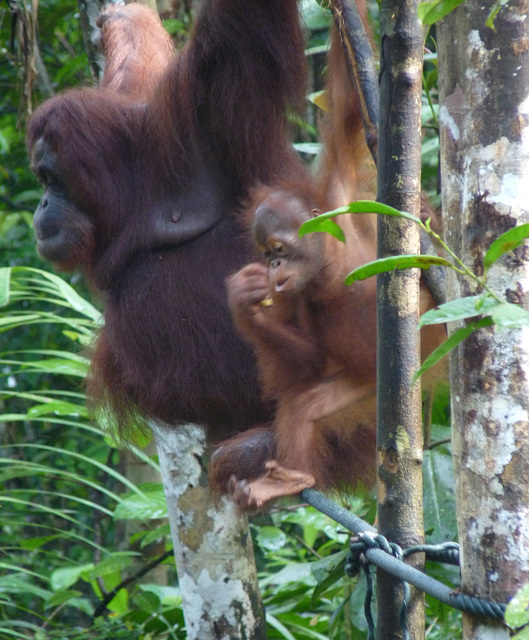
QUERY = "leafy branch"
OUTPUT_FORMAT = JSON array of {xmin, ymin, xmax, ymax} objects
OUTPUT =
[{"xmin": 299, "ymin": 201, "xmax": 529, "ymax": 380}]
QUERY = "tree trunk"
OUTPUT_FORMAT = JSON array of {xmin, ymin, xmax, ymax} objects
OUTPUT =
[
  {"xmin": 376, "ymin": 2, "xmax": 425, "ymax": 638},
  {"xmin": 152, "ymin": 423, "xmax": 267, "ymax": 640},
  {"xmin": 77, "ymin": 0, "xmax": 105, "ymax": 83},
  {"xmin": 438, "ymin": 2, "xmax": 529, "ymax": 638}
]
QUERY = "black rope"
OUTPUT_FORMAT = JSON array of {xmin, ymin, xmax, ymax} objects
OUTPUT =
[
  {"xmin": 348, "ymin": 532, "xmax": 411, "ymax": 640},
  {"xmin": 404, "ymin": 542, "xmax": 460, "ymax": 566},
  {"xmin": 363, "ymin": 564, "xmax": 376, "ymax": 640},
  {"xmin": 347, "ymin": 540, "xmax": 376, "ymax": 640},
  {"xmin": 301, "ymin": 488, "xmax": 507, "ymax": 624}
]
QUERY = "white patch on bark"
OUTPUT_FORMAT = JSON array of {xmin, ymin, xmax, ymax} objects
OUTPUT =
[
  {"xmin": 467, "ymin": 497, "xmax": 529, "ymax": 562},
  {"xmin": 519, "ymin": 91, "xmax": 529, "ymax": 115},
  {"xmin": 439, "ymin": 104, "xmax": 460, "ymax": 140},
  {"xmin": 446, "ymin": 133, "xmax": 529, "ymax": 218},
  {"xmin": 465, "ymin": 30, "xmax": 497, "ymax": 103},
  {"xmin": 466, "ymin": 395, "xmax": 525, "ymax": 481},
  {"xmin": 181, "ymin": 569, "xmax": 258, "ymax": 640},
  {"xmin": 469, "ymin": 626, "xmax": 510, "ymax": 640}
]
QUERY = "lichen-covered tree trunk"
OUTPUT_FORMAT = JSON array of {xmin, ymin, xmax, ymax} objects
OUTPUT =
[
  {"xmin": 376, "ymin": 2, "xmax": 425, "ymax": 638},
  {"xmin": 438, "ymin": 2, "xmax": 529, "ymax": 638},
  {"xmin": 152, "ymin": 423, "xmax": 267, "ymax": 640}
]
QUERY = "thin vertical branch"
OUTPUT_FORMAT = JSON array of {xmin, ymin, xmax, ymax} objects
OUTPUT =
[
  {"xmin": 77, "ymin": 0, "xmax": 105, "ymax": 83},
  {"xmin": 327, "ymin": 0, "xmax": 379, "ymax": 163},
  {"xmin": 376, "ymin": 1, "xmax": 425, "ymax": 638}
]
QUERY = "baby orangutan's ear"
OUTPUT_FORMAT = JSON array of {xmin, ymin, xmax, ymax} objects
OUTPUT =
[{"xmin": 310, "ymin": 208, "xmax": 322, "ymax": 218}]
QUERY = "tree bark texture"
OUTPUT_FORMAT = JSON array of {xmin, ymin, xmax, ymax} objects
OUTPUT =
[
  {"xmin": 438, "ymin": 2, "xmax": 529, "ymax": 638},
  {"xmin": 376, "ymin": 2, "xmax": 425, "ymax": 639},
  {"xmin": 152, "ymin": 424, "xmax": 267, "ymax": 640},
  {"xmin": 77, "ymin": 0, "xmax": 105, "ymax": 83}
]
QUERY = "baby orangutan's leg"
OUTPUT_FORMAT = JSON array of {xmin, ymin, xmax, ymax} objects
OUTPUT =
[{"xmin": 229, "ymin": 460, "xmax": 316, "ymax": 510}]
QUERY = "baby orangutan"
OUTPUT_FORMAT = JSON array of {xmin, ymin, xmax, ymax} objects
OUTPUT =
[
  {"xmin": 209, "ymin": 185, "xmax": 378, "ymax": 508},
  {"xmin": 209, "ymin": 186, "xmax": 445, "ymax": 509}
]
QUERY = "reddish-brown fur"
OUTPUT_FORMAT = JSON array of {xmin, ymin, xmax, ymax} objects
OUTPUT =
[
  {"xmin": 209, "ymin": 188, "xmax": 381, "ymax": 506},
  {"xmin": 97, "ymin": 4, "xmax": 174, "ymax": 99},
  {"xmin": 209, "ymin": 25, "xmax": 446, "ymax": 508},
  {"xmin": 26, "ymin": 0, "xmax": 308, "ymax": 439}
]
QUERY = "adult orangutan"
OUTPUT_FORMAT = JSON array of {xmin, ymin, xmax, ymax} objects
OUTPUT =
[{"xmin": 27, "ymin": 0, "xmax": 308, "ymax": 439}]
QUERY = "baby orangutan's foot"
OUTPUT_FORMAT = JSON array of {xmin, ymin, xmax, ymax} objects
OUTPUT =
[{"xmin": 228, "ymin": 460, "xmax": 316, "ymax": 510}]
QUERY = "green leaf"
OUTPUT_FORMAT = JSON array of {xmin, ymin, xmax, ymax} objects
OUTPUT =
[
  {"xmin": 47, "ymin": 592, "xmax": 94, "ymax": 617},
  {"xmin": 10, "ymin": 267, "xmax": 101, "ymax": 321},
  {"xmin": 255, "ymin": 526, "xmax": 288, "ymax": 552},
  {"xmin": 20, "ymin": 535, "xmax": 61, "ymax": 550},
  {"xmin": 107, "ymin": 587, "xmax": 129, "ymax": 614},
  {"xmin": 413, "ymin": 317, "xmax": 494, "ymax": 382},
  {"xmin": 506, "ymin": 582, "xmax": 529, "ymax": 629},
  {"xmin": 299, "ymin": 200, "xmax": 422, "ymax": 238},
  {"xmin": 260, "ymin": 561, "xmax": 314, "ymax": 589},
  {"xmin": 266, "ymin": 614, "xmax": 297, "ymax": 640},
  {"xmin": 307, "ymin": 218, "xmax": 346, "ymax": 242},
  {"xmin": 310, "ymin": 550, "xmax": 348, "ymax": 602},
  {"xmin": 345, "ymin": 255, "xmax": 452, "ymax": 284},
  {"xmin": 132, "ymin": 589, "xmax": 161, "ymax": 614},
  {"xmin": 421, "ymin": 296, "xmax": 529, "ymax": 330},
  {"xmin": 139, "ymin": 583, "xmax": 181, "ymax": 606},
  {"xmin": 0, "ymin": 574, "xmax": 51, "ymax": 603},
  {"xmin": 421, "ymin": 296, "xmax": 529, "ymax": 329},
  {"xmin": 0, "ymin": 128, "xmax": 9, "ymax": 153},
  {"xmin": 14, "ymin": 188, "xmax": 42, "ymax": 204},
  {"xmin": 419, "ymin": 295, "xmax": 499, "ymax": 327},
  {"xmin": 0, "ymin": 268, "xmax": 11, "ymax": 307},
  {"xmin": 301, "ymin": 0, "xmax": 332, "ymax": 32},
  {"xmin": 486, "ymin": 0, "xmax": 510, "ymax": 28},
  {"xmin": 418, "ymin": 0, "xmax": 467, "ymax": 25},
  {"xmin": 424, "ymin": 68, "xmax": 439, "ymax": 93},
  {"xmin": 423, "ymin": 449, "xmax": 456, "ymax": 543},
  {"xmin": 27, "ymin": 400, "xmax": 89, "ymax": 419},
  {"xmin": 114, "ymin": 483, "xmax": 167, "ymax": 520},
  {"xmin": 36, "ymin": 269, "xmax": 101, "ymax": 321},
  {"xmin": 483, "ymin": 223, "xmax": 529, "ymax": 273},
  {"xmin": 51, "ymin": 564, "xmax": 94, "ymax": 591},
  {"xmin": 88, "ymin": 552, "xmax": 137, "ymax": 580},
  {"xmin": 491, "ymin": 302, "xmax": 529, "ymax": 328},
  {"xmin": 21, "ymin": 357, "xmax": 88, "ymax": 377},
  {"xmin": 162, "ymin": 18, "xmax": 185, "ymax": 34},
  {"xmin": 45, "ymin": 588, "xmax": 83, "ymax": 609},
  {"xmin": 136, "ymin": 523, "xmax": 171, "ymax": 548}
]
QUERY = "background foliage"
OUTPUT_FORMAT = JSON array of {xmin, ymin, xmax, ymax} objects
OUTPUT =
[{"xmin": 0, "ymin": 1, "xmax": 457, "ymax": 638}]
